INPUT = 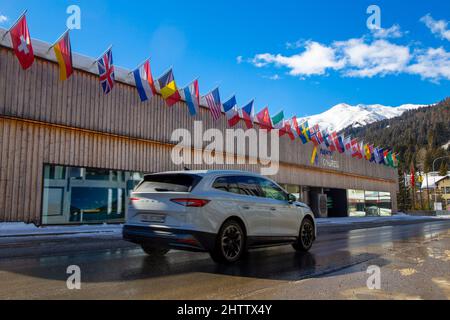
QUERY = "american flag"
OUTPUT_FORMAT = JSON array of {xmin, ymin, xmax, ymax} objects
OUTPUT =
[
  {"xmin": 97, "ymin": 48, "xmax": 115, "ymax": 94},
  {"xmin": 204, "ymin": 88, "xmax": 222, "ymax": 121}
]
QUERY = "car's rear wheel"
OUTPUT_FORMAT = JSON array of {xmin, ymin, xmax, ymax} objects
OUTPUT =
[
  {"xmin": 210, "ymin": 220, "xmax": 245, "ymax": 264},
  {"xmin": 292, "ymin": 217, "xmax": 314, "ymax": 252},
  {"xmin": 141, "ymin": 244, "xmax": 170, "ymax": 256}
]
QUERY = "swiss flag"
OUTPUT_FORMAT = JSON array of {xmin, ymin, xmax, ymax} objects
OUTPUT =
[{"xmin": 10, "ymin": 15, "xmax": 34, "ymax": 70}]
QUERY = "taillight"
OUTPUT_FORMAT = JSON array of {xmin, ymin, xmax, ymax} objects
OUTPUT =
[
  {"xmin": 170, "ymin": 198, "xmax": 210, "ymax": 207},
  {"xmin": 129, "ymin": 197, "xmax": 141, "ymax": 204}
]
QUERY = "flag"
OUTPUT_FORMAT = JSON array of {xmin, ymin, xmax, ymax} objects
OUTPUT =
[
  {"xmin": 300, "ymin": 121, "xmax": 311, "ymax": 144},
  {"xmin": 344, "ymin": 136, "xmax": 352, "ymax": 156},
  {"xmin": 281, "ymin": 119, "xmax": 295, "ymax": 140},
  {"xmin": 392, "ymin": 153, "xmax": 399, "ymax": 168},
  {"xmin": 9, "ymin": 14, "xmax": 34, "ymax": 70},
  {"xmin": 369, "ymin": 144, "xmax": 375, "ymax": 162},
  {"xmin": 97, "ymin": 48, "xmax": 115, "ymax": 95},
  {"xmin": 133, "ymin": 60, "xmax": 156, "ymax": 102},
  {"xmin": 292, "ymin": 117, "xmax": 301, "ymax": 137},
  {"xmin": 364, "ymin": 144, "xmax": 371, "ymax": 160},
  {"xmin": 331, "ymin": 132, "xmax": 345, "ymax": 153},
  {"xmin": 310, "ymin": 146, "xmax": 319, "ymax": 165},
  {"xmin": 53, "ymin": 31, "xmax": 73, "ymax": 81},
  {"xmin": 351, "ymin": 139, "xmax": 363, "ymax": 158},
  {"xmin": 309, "ymin": 124, "xmax": 323, "ymax": 146},
  {"xmin": 223, "ymin": 95, "xmax": 240, "ymax": 127},
  {"xmin": 183, "ymin": 79, "xmax": 200, "ymax": 116},
  {"xmin": 374, "ymin": 147, "xmax": 383, "ymax": 164},
  {"xmin": 241, "ymin": 100, "xmax": 255, "ymax": 129},
  {"xmin": 322, "ymin": 130, "xmax": 336, "ymax": 152},
  {"xmin": 204, "ymin": 88, "xmax": 222, "ymax": 121},
  {"xmin": 383, "ymin": 149, "xmax": 391, "ymax": 166},
  {"xmin": 158, "ymin": 69, "xmax": 182, "ymax": 106},
  {"xmin": 256, "ymin": 107, "xmax": 272, "ymax": 130},
  {"xmin": 271, "ymin": 110, "xmax": 284, "ymax": 130}
]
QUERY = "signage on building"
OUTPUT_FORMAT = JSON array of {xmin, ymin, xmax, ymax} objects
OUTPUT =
[{"xmin": 320, "ymin": 149, "xmax": 340, "ymax": 169}]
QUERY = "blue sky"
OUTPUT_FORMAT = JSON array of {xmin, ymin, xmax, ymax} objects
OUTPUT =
[{"xmin": 0, "ymin": 0, "xmax": 449, "ymax": 117}]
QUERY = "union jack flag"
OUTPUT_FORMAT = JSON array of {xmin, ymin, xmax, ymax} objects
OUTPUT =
[{"xmin": 97, "ymin": 48, "xmax": 115, "ymax": 94}]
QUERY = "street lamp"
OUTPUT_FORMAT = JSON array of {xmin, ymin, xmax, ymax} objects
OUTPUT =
[{"xmin": 432, "ymin": 155, "xmax": 450, "ymax": 209}]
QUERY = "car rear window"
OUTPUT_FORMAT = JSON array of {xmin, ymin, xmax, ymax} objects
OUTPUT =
[{"xmin": 135, "ymin": 174, "xmax": 203, "ymax": 193}]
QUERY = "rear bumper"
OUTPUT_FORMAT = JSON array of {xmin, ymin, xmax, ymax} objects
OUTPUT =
[{"xmin": 123, "ymin": 225, "xmax": 216, "ymax": 252}]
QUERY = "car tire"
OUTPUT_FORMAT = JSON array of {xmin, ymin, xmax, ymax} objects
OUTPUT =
[
  {"xmin": 141, "ymin": 244, "xmax": 170, "ymax": 256},
  {"xmin": 292, "ymin": 217, "xmax": 314, "ymax": 252},
  {"xmin": 210, "ymin": 219, "xmax": 245, "ymax": 264}
]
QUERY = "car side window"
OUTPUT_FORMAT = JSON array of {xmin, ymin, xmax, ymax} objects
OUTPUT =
[
  {"xmin": 212, "ymin": 176, "xmax": 240, "ymax": 195},
  {"xmin": 212, "ymin": 177, "xmax": 229, "ymax": 192},
  {"xmin": 257, "ymin": 178, "xmax": 287, "ymax": 201},
  {"xmin": 235, "ymin": 176, "xmax": 264, "ymax": 198}
]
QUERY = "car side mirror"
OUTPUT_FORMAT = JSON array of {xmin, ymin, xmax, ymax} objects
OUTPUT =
[{"xmin": 288, "ymin": 193, "xmax": 297, "ymax": 203}]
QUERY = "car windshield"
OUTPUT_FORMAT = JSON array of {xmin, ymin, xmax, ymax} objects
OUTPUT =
[{"xmin": 135, "ymin": 174, "xmax": 203, "ymax": 192}]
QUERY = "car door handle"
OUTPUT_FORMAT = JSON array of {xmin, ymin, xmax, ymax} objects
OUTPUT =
[
  {"xmin": 270, "ymin": 207, "xmax": 277, "ymax": 211},
  {"xmin": 241, "ymin": 205, "xmax": 250, "ymax": 210}
]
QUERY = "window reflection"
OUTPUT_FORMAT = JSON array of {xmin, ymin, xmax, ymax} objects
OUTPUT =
[
  {"xmin": 348, "ymin": 189, "xmax": 391, "ymax": 217},
  {"xmin": 42, "ymin": 164, "xmax": 144, "ymax": 225}
]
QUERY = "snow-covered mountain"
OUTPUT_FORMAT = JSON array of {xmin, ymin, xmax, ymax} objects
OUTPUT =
[{"xmin": 299, "ymin": 103, "xmax": 428, "ymax": 132}]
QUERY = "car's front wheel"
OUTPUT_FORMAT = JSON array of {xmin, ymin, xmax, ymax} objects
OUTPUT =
[
  {"xmin": 292, "ymin": 217, "xmax": 315, "ymax": 252},
  {"xmin": 210, "ymin": 220, "xmax": 245, "ymax": 264},
  {"xmin": 141, "ymin": 244, "xmax": 170, "ymax": 256}
]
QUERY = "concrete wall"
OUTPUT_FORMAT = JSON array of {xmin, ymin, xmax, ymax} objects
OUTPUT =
[{"xmin": 0, "ymin": 46, "xmax": 398, "ymax": 224}]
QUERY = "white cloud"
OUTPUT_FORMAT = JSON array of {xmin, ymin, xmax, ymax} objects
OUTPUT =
[
  {"xmin": 251, "ymin": 41, "xmax": 345, "ymax": 77},
  {"xmin": 335, "ymin": 39, "xmax": 411, "ymax": 77},
  {"xmin": 407, "ymin": 47, "xmax": 450, "ymax": 81},
  {"xmin": 246, "ymin": 22, "xmax": 450, "ymax": 83},
  {"xmin": 0, "ymin": 14, "xmax": 8, "ymax": 24},
  {"xmin": 371, "ymin": 24, "xmax": 403, "ymax": 39},
  {"xmin": 421, "ymin": 14, "xmax": 450, "ymax": 41},
  {"xmin": 236, "ymin": 56, "xmax": 243, "ymax": 64}
]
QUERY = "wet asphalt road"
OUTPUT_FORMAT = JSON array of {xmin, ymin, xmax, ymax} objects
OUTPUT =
[{"xmin": 0, "ymin": 220, "xmax": 449, "ymax": 299}]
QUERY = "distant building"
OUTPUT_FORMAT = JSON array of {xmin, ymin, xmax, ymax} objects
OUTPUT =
[{"xmin": 436, "ymin": 176, "xmax": 450, "ymax": 210}]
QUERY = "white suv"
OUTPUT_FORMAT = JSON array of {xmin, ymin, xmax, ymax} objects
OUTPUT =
[{"xmin": 123, "ymin": 170, "xmax": 316, "ymax": 263}]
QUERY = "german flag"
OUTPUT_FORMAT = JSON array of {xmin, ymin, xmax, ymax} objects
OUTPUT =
[
  {"xmin": 53, "ymin": 31, "xmax": 73, "ymax": 81},
  {"xmin": 157, "ymin": 69, "xmax": 181, "ymax": 107}
]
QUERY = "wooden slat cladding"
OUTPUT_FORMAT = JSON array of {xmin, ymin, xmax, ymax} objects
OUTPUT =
[
  {"xmin": 0, "ymin": 47, "xmax": 396, "ymax": 181},
  {"xmin": 0, "ymin": 118, "xmax": 398, "ymax": 224}
]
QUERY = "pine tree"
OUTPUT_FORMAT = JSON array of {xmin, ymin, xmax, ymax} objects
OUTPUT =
[{"xmin": 439, "ymin": 161, "xmax": 448, "ymax": 176}]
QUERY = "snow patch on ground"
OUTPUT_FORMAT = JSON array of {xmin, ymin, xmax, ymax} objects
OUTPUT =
[{"xmin": 0, "ymin": 222, "xmax": 122, "ymax": 237}]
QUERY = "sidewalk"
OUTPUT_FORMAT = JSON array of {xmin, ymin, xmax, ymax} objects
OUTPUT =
[{"xmin": 316, "ymin": 214, "xmax": 449, "ymax": 232}]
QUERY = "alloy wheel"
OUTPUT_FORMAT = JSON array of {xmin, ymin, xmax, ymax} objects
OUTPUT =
[
  {"xmin": 221, "ymin": 224, "xmax": 243, "ymax": 261},
  {"xmin": 301, "ymin": 220, "xmax": 314, "ymax": 248}
]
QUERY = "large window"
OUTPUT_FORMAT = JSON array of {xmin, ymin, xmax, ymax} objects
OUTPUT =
[
  {"xmin": 42, "ymin": 165, "xmax": 143, "ymax": 225},
  {"xmin": 348, "ymin": 190, "xmax": 391, "ymax": 217}
]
